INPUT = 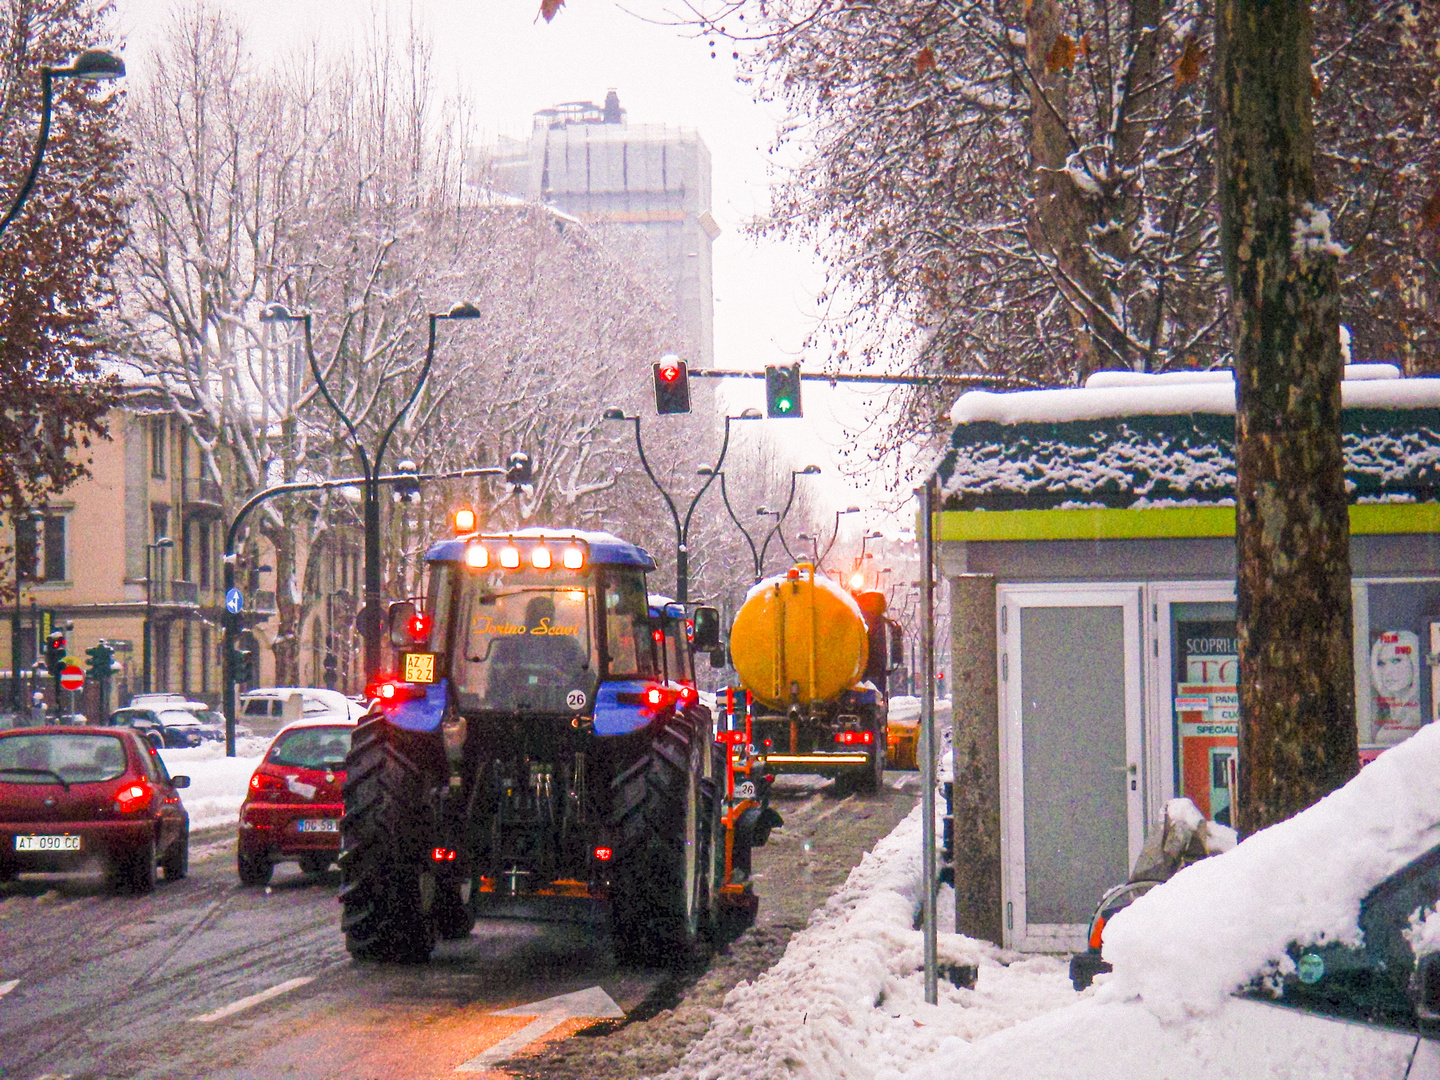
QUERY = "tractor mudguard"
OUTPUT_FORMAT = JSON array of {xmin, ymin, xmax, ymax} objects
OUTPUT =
[{"xmin": 383, "ymin": 679, "xmax": 450, "ymax": 733}]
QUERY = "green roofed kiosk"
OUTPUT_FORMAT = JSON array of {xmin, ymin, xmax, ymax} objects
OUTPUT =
[{"xmin": 935, "ymin": 366, "xmax": 1440, "ymax": 952}]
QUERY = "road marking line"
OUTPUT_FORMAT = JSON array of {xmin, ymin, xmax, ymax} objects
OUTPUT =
[
  {"xmin": 189, "ymin": 976, "xmax": 314, "ymax": 1022},
  {"xmin": 455, "ymin": 986, "xmax": 623, "ymax": 1072},
  {"xmin": 0, "ymin": 979, "xmax": 18, "ymax": 998}
]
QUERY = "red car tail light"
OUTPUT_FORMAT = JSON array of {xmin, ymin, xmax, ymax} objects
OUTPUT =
[
  {"xmin": 249, "ymin": 771, "xmax": 285, "ymax": 794},
  {"xmin": 113, "ymin": 780, "xmax": 153, "ymax": 814}
]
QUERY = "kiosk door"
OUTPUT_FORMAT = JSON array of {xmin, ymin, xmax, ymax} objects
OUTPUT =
[{"xmin": 998, "ymin": 586, "xmax": 1145, "ymax": 952}]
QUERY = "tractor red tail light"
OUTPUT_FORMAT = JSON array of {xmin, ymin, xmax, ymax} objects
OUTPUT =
[
  {"xmin": 593, "ymin": 846, "xmax": 613, "ymax": 861},
  {"xmin": 370, "ymin": 681, "xmax": 426, "ymax": 707},
  {"xmin": 113, "ymin": 780, "xmax": 153, "ymax": 814},
  {"xmin": 645, "ymin": 686, "xmax": 665, "ymax": 707},
  {"xmin": 677, "ymin": 685, "xmax": 698, "ymax": 706},
  {"xmin": 431, "ymin": 848, "xmax": 457, "ymax": 862}
]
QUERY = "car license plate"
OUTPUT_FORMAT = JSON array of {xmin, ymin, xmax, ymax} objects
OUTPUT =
[
  {"xmin": 297, "ymin": 819, "xmax": 338, "ymax": 833},
  {"xmin": 15, "ymin": 834, "xmax": 81, "ymax": 852}
]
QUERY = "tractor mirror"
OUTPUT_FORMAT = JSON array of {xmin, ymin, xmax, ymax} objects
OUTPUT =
[
  {"xmin": 387, "ymin": 600, "xmax": 419, "ymax": 647},
  {"xmin": 692, "ymin": 606, "xmax": 722, "ymax": 651}
]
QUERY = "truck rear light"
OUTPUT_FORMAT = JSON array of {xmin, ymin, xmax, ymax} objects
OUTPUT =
[
  {"xmin": 373, "ymin": 681, "xmax": 427, "ymax": 706},
  {"xmin": 593, "ymin": 846, "xmax": 613, "ymax": 861},
  {"xmin": 113, "ymin": 780, "xmax": 153, "ymax": 813},
  {"xmin": 431, "ymin": 848, "xmax": 457, "ymax": 862},
  {"xmin": 833, "ymin": 730, "xmax": 874, "ymax": 745}
]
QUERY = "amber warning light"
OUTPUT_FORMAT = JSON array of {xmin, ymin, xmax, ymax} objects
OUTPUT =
[{"xmin": 453, "ymin": 507, "xmax": 477, "ymax": 533}]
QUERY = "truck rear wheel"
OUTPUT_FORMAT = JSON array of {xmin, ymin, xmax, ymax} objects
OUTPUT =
[
  {"xmin": 855, "ymin": 727, "xmax": 886, "ymax": 795},
  {"xmin": 339, "ymin": 719, "xmax": 441, "ymax": 963},
  {"xmin": 609, "ymin": 713, "xmax": 709, "ymax": 966}
]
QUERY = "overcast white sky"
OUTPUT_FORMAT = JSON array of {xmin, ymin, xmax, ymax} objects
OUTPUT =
[{"xmin": 108, "ymin": 0, "xmax": 919, "ymax": 533}]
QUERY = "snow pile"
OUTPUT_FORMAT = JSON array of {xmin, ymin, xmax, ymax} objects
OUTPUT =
[
  {"xmin": 1099, "ymin": 721, "xmax": 1440, "ymax": 1021},
  {"xmin": 656, "ymin": 800, "xmax": 1078, "ymax": 1080},
  {"xmin": 159, "ymin": 739, "xmax": 267, "ymax": 830}
]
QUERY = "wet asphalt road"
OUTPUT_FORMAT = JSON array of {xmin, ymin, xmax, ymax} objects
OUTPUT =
[
  {"xmin": 0, "ymin": 772, "xmax": 921, "ymax": 1080},
  {"xmin": 0, "ymin": 829, "xmax": 666, "ymax": 1080}
]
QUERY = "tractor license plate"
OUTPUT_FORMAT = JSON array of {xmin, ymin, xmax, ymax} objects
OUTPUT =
[
  {"xmin": 15, "ymin": 834, "xmax": 81, "ymax": 852},
  {"xmin": 297, "ymin": 819, "xmax": 338, "ymax": 833},
  {"xmin": 401, "ymin": 652, "xmax": 437, "ymax": 684}
]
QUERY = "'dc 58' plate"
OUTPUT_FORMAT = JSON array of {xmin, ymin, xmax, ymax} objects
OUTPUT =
[
  {"xmin": 15, "ymin": 835, "xmax": 81, "ymax": 852},
  {"xmin": 297, "ymin": 819, "xmax": 339, "ymax": 833}
]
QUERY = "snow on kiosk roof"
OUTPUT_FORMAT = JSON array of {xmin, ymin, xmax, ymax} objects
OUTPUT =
[
  {"xmin": 425, "ymin": 529, "xmax": 656, "ymax": 570},
  {"xmin": 937, "ymin": 368, "xmax": 1440, "ymax": 515}
]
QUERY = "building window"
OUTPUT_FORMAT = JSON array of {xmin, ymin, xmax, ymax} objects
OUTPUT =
[
  {"xmin": 16, "ymin": 517, "xmax": 38, "ymax": 581},
  {"xmin": 182, "ymin": 520, "xmax": 194, "ymax": 582},
  {"xmin": 152, "ymin": 505, "xmax": 170, "ymax": 546},
  {"xmin": 151, "ymin": 416, "xmax": 167, "ymax": 479},
  {"xmin": 201, "ymin": 626, "xmax": 210, "ymax": 695},
  {"xmin": 42, "ymin": 515, "xmax": 65, "ymax": 582},
  {"xmin": 198, "ymin": 522, "xmax": 212, "ymax": 588}
]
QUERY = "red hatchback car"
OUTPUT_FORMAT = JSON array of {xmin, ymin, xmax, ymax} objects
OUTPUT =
[
  {"xmin": 237, "ymin": 718, "xmax": 354, "ymax": 885},
  {"xmin": 0, "ymin": 726, "xmax": 191, "ymax": 894}
]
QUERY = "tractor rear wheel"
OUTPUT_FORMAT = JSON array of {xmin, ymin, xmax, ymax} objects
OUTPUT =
[
  {"xmin": 609, "ymin": 712, "xmax": 709, "ymax": 966},
  {"xmin": 339, "ymin": 718, "xmax": 441, "ymax": 963}
]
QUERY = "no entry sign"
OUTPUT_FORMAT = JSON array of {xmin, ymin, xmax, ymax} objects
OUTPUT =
[{"xmin": 59, "ymin": 665, "xmax": 84, "ymax": 692}]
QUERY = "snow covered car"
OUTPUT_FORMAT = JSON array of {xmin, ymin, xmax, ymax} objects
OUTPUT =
[
  {"xmin": 236, "ymin": 716, "xmax": 356, "ymax": 886},
  {"xmin": 108, "ymin": 706, "xmax": 206, "ymax": 748},
  {"xmin": 238, "ymin": 688, "xmax": 366, "ymax": 736},
  {"xmin": 0, "ymin": 727, "xmax": 190, "ymax": 894}
]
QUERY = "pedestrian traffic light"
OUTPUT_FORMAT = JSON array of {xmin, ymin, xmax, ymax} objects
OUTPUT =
[
  {"xmin": 85, "ymin": 643, "xmax": 114, "ymax": 680},
  {"xmin": 653, "ymin": 355, "xmax": 691, "ymax": 415},
  {"xmin": 765, "ymin": 363, "xmax": 803, "ymax": 418},
  {"xmin": 393, "ymin": 459, "xmax": 421, "ymax": 503},
  {"xmin": 45, "ymin": 630, "xmax": 67, "ymax": 679}
]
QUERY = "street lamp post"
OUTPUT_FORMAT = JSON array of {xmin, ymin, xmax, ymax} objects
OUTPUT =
[
  {"xmin": 259, "ymin": 301, "xmax": 480, "ymax": 683},
  {"xmin": 143, "ymin": 537, "xmax": 174, "ymax": 694},
  {"xmin": 707, "ymin": 469, "xmax": 762, "ymax": 581},
  {"xmin": 602, "ymin": 408, "xmax": 761, "ymax": 603},
  {"xmin": 820, "ymin": 506, "xmax": 862, "ymax": 566},
  {"xmin": 10, "ymin": 508, "xmax": 44, "ymax": 712},
  {"xmin": 0, "ymin": 50, "xmax": 125, "ymax": 240},
  {"xmin": 755, "ymin": 465, "xmax": 821, "ymax": 574}
]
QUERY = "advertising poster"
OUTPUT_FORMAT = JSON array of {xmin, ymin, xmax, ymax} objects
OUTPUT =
[
  {"xmin": 1369, "ymin": 629, "xmax": 1422, "ymax": 745},
  {"xmin": 1173, "ymin": 620, "xmax": 1238, "ymax": 825}
]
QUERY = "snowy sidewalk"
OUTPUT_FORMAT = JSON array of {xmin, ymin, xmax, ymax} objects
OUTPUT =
[
  {"xmin": 652, "ymin": 723, "xmax": 1440, "ymax": 1080},
  {"xmin": 159, "ymin": 738, "xmax": 268, "ymax": 830}
]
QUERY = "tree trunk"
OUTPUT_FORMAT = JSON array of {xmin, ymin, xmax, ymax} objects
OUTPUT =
[{"xmin": 1216, "ymin": 0, "xmax": 1358, "ymax": 836}]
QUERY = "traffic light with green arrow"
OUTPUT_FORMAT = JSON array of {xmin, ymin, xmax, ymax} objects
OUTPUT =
[{"xmin": 765, "ymin": 363, "xmax": 803, "ymax": 418}]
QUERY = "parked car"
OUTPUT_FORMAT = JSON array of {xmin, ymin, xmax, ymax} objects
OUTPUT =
[
  {"xmin": 0, "ymin": 726, "xmax": 190, "ymax": 894},
  {"xmin": 108, "ymin": 706, "xmax": 207, "ymax": 749},
  {"xmin": 121, "ymin": 695, "xmax": 247, "ymax": 742},
  {"xmin": 238, "ymin": 688, "xmax": 366, "ymax": 736},
  {"xmin": 236, "ymin": 716, "xmax": 356, "ymax": 886}
]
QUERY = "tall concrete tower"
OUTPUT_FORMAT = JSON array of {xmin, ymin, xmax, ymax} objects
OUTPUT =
[{"xmin": 487, "ymin": 92, "xmax": 718, "ymax": 366}]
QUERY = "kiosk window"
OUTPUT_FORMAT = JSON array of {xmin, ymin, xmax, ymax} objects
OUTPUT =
[{"xmin": 1170, "ymin": 601, "xmax": 1238, "ymax": 827}]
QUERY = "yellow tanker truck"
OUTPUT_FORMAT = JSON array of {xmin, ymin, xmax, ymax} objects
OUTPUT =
[{"xmin": 728, "ymin": 564, "xmax": 902, "ymax": 793}]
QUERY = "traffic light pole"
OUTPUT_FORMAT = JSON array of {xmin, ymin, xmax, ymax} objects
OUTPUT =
[{"xmin": 220, "ymin": 465, "xmax": 505, "ymax": 756}]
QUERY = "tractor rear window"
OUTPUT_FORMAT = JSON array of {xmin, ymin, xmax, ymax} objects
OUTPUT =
[
  {"xmin": 268, "ymin": 726, "xmax": 353, "ymax": 770},
  {"xmin": 0, "ymin": 733, "xmax": 129, "ymax": 784},
  {"xmin": 601, "ymin": 569, "xmax": 659, "ymax": 680}
]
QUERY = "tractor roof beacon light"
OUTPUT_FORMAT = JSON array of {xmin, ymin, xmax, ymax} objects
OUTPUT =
[
  {"xmin": 765, "ymin": 362, "xmax": 803, "ymax": 418},
  {"xmin": 531, "ymin": 546, "xmax": 553, "ymax": 569},
  {"xmin": 454, "ymin": 507, "xmax": 477, "ymax": 534},
  {"xmin": 499, "ymin": 545, "xmax": 521, "ymax": 569},
  {"xmin": 653, "ymin": 354, "xmax": 691, "ymax": 415}
]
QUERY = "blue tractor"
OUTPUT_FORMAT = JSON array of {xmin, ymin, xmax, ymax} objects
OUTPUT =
[{"xmin": 338, "ymin": 526, "xmax": 760, "ymax": 963}]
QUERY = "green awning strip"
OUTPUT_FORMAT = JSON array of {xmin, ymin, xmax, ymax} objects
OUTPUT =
[{"xmin": 938, "ymin": 503, "xmax": 1440, "ymax": 541}]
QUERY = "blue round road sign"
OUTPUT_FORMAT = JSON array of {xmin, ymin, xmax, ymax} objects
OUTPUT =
[{"xmin": 225, "ymin": 588, "xmax": 244, "ymax": 615}]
